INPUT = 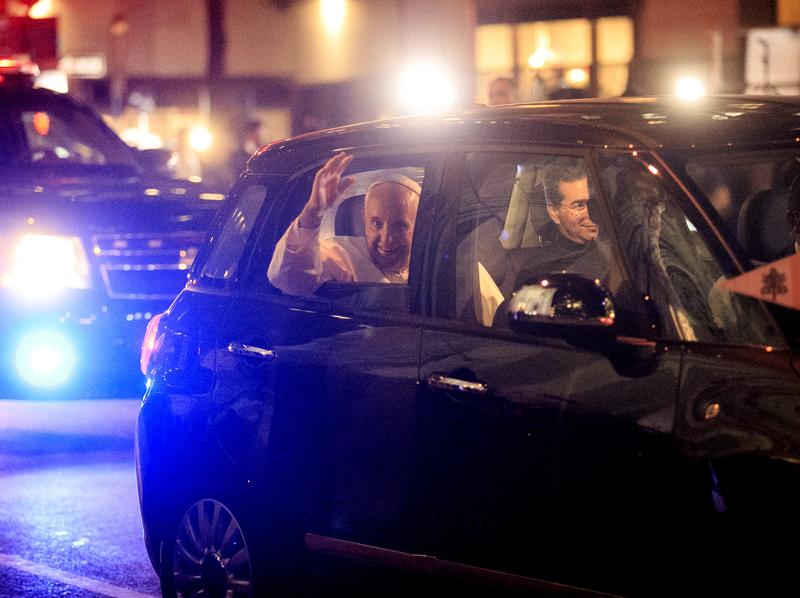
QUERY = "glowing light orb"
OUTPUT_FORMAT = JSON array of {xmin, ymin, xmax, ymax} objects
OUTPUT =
[
  {"xmin": 15, "ymin": 330, "xmax": 77, "ymax": 388},
  {"xmin": 676, "ymin": 77, "xmax": 705, "ymax": 100}
]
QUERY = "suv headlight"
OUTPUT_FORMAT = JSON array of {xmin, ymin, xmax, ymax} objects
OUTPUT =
[{"xmin": 1, "ymin": 234, "xmax": 91, "ymax": 298}]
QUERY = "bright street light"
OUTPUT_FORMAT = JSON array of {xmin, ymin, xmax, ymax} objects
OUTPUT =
[
  {"xmin": 396, "ymin": 62, "xmax": 459, "ymax": 114},
  {"xmin": 28, "ymin": 0, "xmax": 55, "ymax": 19},
  {"xmin": 321, "ymin": 0, "xmax": 346, "ymax": 35},
  {"xmin": 189, "ymin": 126, "xmax": 213, "ymax": 152},
  {"xmin": 676, "ymin": 77, "xmax": 705, "ymax": 100}
]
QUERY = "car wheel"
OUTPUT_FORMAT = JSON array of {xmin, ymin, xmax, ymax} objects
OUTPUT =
[{"xmin": 160, "ymin": 497, "xmax": 254, "ymax": 598}]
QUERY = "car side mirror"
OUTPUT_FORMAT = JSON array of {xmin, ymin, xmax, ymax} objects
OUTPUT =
[
  {"xmin": 507, "ymin": 273, "xmax": 662, "ymax": 377},
  {"xmin": 507, "ymin": 273, "xmax": 616, "ymax": 342}
]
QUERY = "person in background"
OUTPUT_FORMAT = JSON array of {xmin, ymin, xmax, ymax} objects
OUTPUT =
[
  {"xmin": 228, "ymin": 118, "xmax": 264, "ymax": 180},
  {"xmin": 297, "ymin": 110, "xmax": 328, "ymax": 135},
  {"xmin": 488, "ymin": 77, "xmax": 516, "ymax": 106}
]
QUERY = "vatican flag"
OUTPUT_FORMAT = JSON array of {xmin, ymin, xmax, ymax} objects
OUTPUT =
[{"xmin": 719, "ymin": 253, "xmax": 800, "ymax": 311}]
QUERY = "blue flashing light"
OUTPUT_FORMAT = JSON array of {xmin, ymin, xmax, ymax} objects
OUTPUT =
[{"xmin": 14, "ymin": 330, "xmax": 77, "ymax": 388}]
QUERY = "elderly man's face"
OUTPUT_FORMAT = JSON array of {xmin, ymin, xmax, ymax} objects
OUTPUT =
[
  {"xmin": 364, "ymin": 182, "xmax": 419, "ymax": 272},
  {"xmin": 547, "ymin": 176, "xmax": 599, "ymax": 244}
]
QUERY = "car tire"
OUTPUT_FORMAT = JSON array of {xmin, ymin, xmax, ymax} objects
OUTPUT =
[
  {"xmin": 160, "ymin": 497, "xmax": 255, "ymax": 598},
  {"xmin": 159, "ymin": 489, "xmax": 310, "ymax": 598}
]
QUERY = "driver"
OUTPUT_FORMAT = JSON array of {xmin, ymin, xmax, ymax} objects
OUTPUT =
[{"xmin": 268, "ymin": 152, "xmax": 420, "ymax": 296}]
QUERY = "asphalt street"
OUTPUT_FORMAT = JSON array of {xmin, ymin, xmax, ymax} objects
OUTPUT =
[{"xmin": 0, "ymin": 399, "xmax": 159, "ymax": 597}]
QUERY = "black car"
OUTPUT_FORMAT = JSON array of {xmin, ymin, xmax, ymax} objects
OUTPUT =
[
  {"xmin": 0, "ymin": 63, "xmax": 223, "ymax": 397},
  {"xmin": 137, "ymin": 96, "xmax": 800, "ymax": 597}
]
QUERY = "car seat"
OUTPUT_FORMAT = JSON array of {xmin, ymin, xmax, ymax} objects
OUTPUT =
[
  {"xmin": 737, "ymin": 188, "xmax": 793, "ymax": 263},
  {"xmin": 335, "ymin": 194, "xmax": 366, "ymax": 237}
]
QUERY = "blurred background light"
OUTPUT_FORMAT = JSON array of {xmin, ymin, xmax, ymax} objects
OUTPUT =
[
  {"xmin": 565, "ymin": 67, "xmax": 589, "ymax": 87},
  {"xmin": 14, "ymin": 330, "xmax": 77, "ymax": 388},
  {"xmin": 188, "ymin": 125, "xmax": 213, "ymax": 152},
  {"xmin": 528, "ymin": 47, "xmax": 556, "ymax": 69},
  {"xmin": 28, "ymin": 0, "xmax": 54, "ymax": 19},
  {"xmin": 676, "ymin": 77, "xmax": 705, "ymax": 100},
  {"xmin": 396, "ymin": 62, "xmax": 458, "ymax": 114},
  {"xmin": 35, "ymin": 70, "xmax": 68, "ymax": 93},
  {"xmin": 119, "ymin": 128, "xmax": 163, "ymax": 150},
  {"xmin": 321, "ymin": 0, "xmax": 346, "ymax": 35},
  {"xmin": 32, "ymin": 112, "xmax": 50, "ymax": 136},
  {"xmin": 4, "ymin": 234, "xmax": 90, "ymax": 299}
]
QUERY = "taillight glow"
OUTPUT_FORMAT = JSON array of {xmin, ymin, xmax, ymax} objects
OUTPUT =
[{"xmin": 140, "ymin": 312, "xmax": 164, "ymax": 376}]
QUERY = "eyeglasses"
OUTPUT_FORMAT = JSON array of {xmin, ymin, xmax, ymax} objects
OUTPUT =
[{"xmin": 560, "ymin": 199, "xmax": 590, "ymax": 213}]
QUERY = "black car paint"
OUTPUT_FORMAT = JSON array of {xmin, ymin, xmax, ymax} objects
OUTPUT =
[{"xmin": 138, "ymin": 98, "xmax": 800, "ymax": 596}]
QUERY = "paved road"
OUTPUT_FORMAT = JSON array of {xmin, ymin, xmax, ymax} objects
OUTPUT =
[{"xmin": 0, "ymin": 399, "xmax": 160, "ymax": 597}]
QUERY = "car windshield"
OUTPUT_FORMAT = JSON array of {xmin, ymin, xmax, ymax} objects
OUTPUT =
[
  {"xmin": 1, "ymin": 97, "xmax": 138, "ymax": 169},
  {"xmin": 679, "ymin": 149, "xmax": 800, "ymax": 264}
]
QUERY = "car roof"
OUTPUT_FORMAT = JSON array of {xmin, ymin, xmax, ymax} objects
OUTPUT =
[
  {"xmin": 0, "ymin": 83, "xmax": 80, "ymax": 104},
  {"xmin": 250, "ymin": 96, "xmax": 800, "ymax": 175}
]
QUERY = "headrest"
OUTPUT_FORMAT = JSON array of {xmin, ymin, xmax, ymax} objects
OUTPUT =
[
  {"xmin": 335, "ymin": 194, "xmax": 365, "ymax": 237},
  {"xmin": 737, "ymin": 188, "xmax": 793, "ymax": 263}
]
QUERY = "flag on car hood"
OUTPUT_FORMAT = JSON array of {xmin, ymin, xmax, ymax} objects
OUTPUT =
[{"xmin": 720, "ymin": 252, "xmax": 800, "ymax": 311}]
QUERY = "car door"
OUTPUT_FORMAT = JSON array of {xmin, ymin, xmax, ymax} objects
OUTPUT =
[
  {"xmin": 416, "ymin": 150, "xmax": 685, "ymax": 594},
  {"xmin": 598, "ymin": 150, "xmax": 800, "ymax": 594},
  {"xmin": 210, "ymin": 153, "xmax": 444, "ymax": 559}
]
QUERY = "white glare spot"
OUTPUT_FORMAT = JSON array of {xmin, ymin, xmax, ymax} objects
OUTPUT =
[
  {"xmin": 189, "ymin": 126, "xmax": 212, "ymax": 152},
  {"xmin": 321, "ymin": 0, "xmax": 346, "ymax": 34},
  {"xmin": 676, "ymin": 77, "xmax": 705, "ymax": 100},
  {"xmin": 396, "ymin": 62, "xmax": 458, "ymax": 114}
]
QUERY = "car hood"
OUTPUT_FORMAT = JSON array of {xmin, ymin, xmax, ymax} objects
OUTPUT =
[{"xmin": 0, "ymin": 170, "xmax": 225, "ymax": 235}]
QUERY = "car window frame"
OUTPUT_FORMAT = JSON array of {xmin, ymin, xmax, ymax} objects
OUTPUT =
[
  {"xmin": 595, "ymin": 148, "xmax": 789, "ymax": 348},
  {"xmin": 422, "ymin": 145, "xmax": 644, "ymax": 335},
  {"xmin": 240, "ymin": 148, "xmax": 448, "ymax": 317}
]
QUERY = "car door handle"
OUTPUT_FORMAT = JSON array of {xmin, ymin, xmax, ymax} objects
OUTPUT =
[
  {"xmin": 426, "ymin": 372, "xmax": 489, "ymax": 395},
  {"xmin": 227, "ymin": 342, "xmax": 276, "ymax": 360}
]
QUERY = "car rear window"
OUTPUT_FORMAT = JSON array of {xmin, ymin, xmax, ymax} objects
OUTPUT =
[{"xmin": 684, "ymin": 149, "xmax": 800, "ymax": 264}]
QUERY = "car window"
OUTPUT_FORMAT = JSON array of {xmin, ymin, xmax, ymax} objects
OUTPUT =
[
  {"xmin": 598, "ymin": 151, "xmax": 784, "ymax": 348},
  {"xmin": 198, "ymin": 183, "xmax": 267, "ymax": 282},
  {"xmin": 17, "ymin": 104, "xmax": 136, "ymax": 168},
  {"xmin": 266, "ymin": 156, "xmax": 426, "ymax": 313},
  {"xmin": 0, "ymin": 110, "xmax": 18, "ymax": 159},
  {"xmin": 681, "ymin": 149, "xmax": 800, "ymax": 264},
  {"xmin": 452, "ymin": 152, "xmax": 618, "ymax": 327}
]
